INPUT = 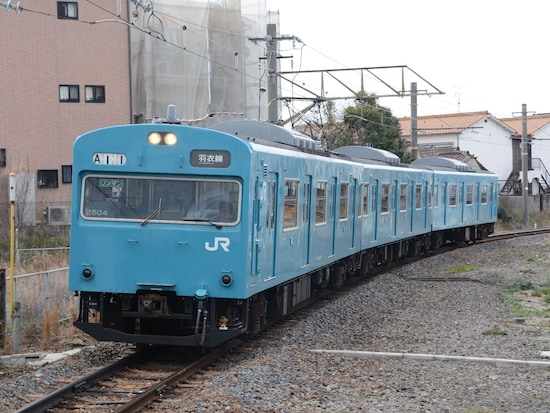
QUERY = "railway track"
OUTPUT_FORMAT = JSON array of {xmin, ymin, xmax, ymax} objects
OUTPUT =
[
  {"xmin": 14, "ymin": 343, "xmax": 237, "ymax": 413},
  {"xmin": 485, "ymin": 226, "xmax": 550, "ymax": 241},
  {"xmin": 13, "ymin": 227, "xmax": 550, "ymax": 412}
]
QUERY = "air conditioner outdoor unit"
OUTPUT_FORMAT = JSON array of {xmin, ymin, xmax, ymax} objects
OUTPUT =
[{"xmin": 48, "ymin": 206, "xmax": 71, "ymax": 225}]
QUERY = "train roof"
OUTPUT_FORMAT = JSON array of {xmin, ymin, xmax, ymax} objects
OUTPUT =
[
  {"xmin": 332, "ymin": 146, "xmax": 402, "ymax": 166},
  {"xmin": 410, "ymin": 156, "xmax": 476, "ymax": 172},
  {"xmin": 210, "ymin": 120, "xmax": 319, "ymax": 152}
]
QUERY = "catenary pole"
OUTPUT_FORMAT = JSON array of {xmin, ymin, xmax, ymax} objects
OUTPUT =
[
  {"xmin": 410, "ymin": 82, "xmax": 418, "ymax": 160},
  {"xmin": 521, "ymin": 103, "xmax": 529, "ymax": 227}
]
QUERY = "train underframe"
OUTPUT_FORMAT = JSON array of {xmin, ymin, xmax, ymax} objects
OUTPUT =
[{"xmin": 74, "ymin": 223, "xmax": 494, "ymax": 347}]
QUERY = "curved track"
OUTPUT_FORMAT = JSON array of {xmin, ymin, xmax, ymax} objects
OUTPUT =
[
  {"xmin": 14, "ymin": 343, "xmax": 237, "ymax": 413},
  {"xmin": 14, "ymin": 227, "xmax": 550, "ymax": 412}
]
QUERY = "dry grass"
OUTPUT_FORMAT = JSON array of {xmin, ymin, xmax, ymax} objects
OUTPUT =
[{"xmin": 0, "ymin": 249, "xmax": 89, "ymax": 354}]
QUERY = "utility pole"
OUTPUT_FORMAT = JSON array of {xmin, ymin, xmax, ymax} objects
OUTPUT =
[
  {"xmin": 266, "ymin": 24, "xmax": 278, "ymax": 123},
  {"xmin": 521, "ymin": 104, "xmax": 529, "ymax": 227},
  {"xmin": 249, "ymin": 25, "xmax": 302, "ymax": 123},
  {"xmin": 410, "ymin": 82, "xmax": 418, "ymax": 160}
]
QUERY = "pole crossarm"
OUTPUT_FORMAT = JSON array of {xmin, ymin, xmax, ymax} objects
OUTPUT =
[{"xmin": 277, "ymin": 65, "xmax": 444, "ymax": 102}]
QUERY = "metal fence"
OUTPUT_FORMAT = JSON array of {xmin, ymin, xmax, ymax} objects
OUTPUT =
[{"xmin": 4, "ymin": 267, "xmax": 76, "ymax": 323}]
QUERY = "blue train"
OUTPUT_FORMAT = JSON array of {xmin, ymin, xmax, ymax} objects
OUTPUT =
[{"xmin": 69, "ymin": 117, "xmax": 498, "ymax": 347}]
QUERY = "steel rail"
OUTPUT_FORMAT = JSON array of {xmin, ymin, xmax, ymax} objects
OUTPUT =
[{"xmin": 14, "ymin": 351, "xmax": 142, "ymax": 413}]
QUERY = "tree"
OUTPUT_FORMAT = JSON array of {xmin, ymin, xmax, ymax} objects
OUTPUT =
[{"xmin": 342, "ymin": 96, "xmax": 413, "ymax": 163}]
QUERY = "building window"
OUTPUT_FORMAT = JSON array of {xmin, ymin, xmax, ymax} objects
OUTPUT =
[
  {"xmin": 59, "ymin": 85, "xmax": 79, "ymax": 102},
  {"xmin": 57, "ymin": 2, "xmax": 78, "ymax": 19},
  {"xmin": 62, "ymin": 165, "xmax": 72, "ymax": 183},
  {"xmin": 37, "ymin": 170, "xmax": 59, "ymax": 188},
  {"xmin": 0, "ymin": 148, "xmax": 5, "ymax": 167},
  {"xmin": 85, "ymin": 85, "xmax": 105, "ymax": 103}
]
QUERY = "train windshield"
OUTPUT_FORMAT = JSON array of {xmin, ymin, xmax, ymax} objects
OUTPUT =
[{"xmin": 81, "ymin": 175, "xmax": 241, "ymax": 225}]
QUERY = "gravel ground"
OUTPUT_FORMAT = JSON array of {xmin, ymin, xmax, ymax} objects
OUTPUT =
[{"xmin": 1, "ymin": 236, "xmax": 550, "ymax": 412}]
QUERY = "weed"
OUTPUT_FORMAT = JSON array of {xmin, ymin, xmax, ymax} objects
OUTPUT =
[{"xmin": 504, "ymin": 281, "xmax": 535, "ymax": 292}]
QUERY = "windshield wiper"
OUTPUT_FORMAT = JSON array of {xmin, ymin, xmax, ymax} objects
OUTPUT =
[
  {"xmin": 184, "ymin": 217, "xmax": 223, "ymax": 229},
  {"xmin": 141, "ymin": 198, "xmax": 163, "ymax": 226}
]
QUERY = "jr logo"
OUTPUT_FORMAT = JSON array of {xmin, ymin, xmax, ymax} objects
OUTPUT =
[{"xmin": 205, "ymin": 237, "xmax": 230, "ymax": 252}]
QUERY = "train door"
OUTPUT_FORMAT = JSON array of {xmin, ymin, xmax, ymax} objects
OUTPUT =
[
  {"xmin": 443, "ymin": 181, "xmax": 449, "ymax": 226},
  {"xmin": 301, "ymin": 176, "xmax": 312, "ymax": 267},
  {"xmin": 253, "ymin": 172, "xmax": 278, "ymax": 282},
  {"xmin": 424, "ymin": 180, "xmax": 430, "ymax": 229},
  {"xmin": 351, "ymin": 178, "xmax": 358, "ymax": 249},
  {"xmin": 459, "ymin": 182, "xmax": 465, "ymax": 224},
  {"xmin": 372, "ymin": 179, "xmax": 379, "ymax": 242},
  {"xmin": 475, "ymin": 182, "xmax": 480, "ymax": 221},
  {"xmin": 392, "ymin": 179, "xmax": 399, "ymax": 237},
  {"xmin": 330, "ymin": 177, "xmax": 337, "ymax": 256}
]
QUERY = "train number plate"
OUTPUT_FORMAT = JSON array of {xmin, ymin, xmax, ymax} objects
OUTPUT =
[{"xmin": 92, "ymin": 153, "xmax": 127, "ymax": 165}]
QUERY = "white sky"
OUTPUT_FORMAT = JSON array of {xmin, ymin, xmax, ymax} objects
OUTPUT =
[{"xmin": 266, "ymin": 0, "xmax": 549, "ymax": 119}]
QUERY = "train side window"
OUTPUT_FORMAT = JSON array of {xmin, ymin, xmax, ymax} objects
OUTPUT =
[
  {"xmin": 381, "ymin": 183, "xmax": 390, "ymax": 214},
  {"xmin": 358, "ymin": 183, "xmax": 369, "ymax": 217},
  {"xmin": 315, "ymin": 181, "xmax": 327, "ymax": 225},
  {"xmin": 339, "ymin": 182, "xmax": 349, "ymax": 220},
  {"xmin": 415, "ymin": 184, "xmax": 422, "ymax": 209},
  {"xmin": 284, "ymin": 179, "xmax": 299, "ymax": 230},
  {"xmin": 265, "ymin": 180, "xmax": 276, "ymax": 229},
  {"xmin": 364, "ymin": 184, "xmax": 370, "ymax": 216},
  {"xmin": 449, "ymin": 184, "xmax": 457, "ymax": 206},
  {"xmin": 303, "ymin": 180, "xmax": 311, "ymax": 224},
  {"xmin": 466, "ymin": 184, "xmax": 474, "ymax": 205},
  {"xmin": 481, "ymin": 184, "xmax": 488, "ymax": 204},
  {"xmin": 433, "ymin": 184, "xmax": 439, "ymax": 207},
  {"xmin": 399, "ymin": 183, "xmax": 407, "ymax": 211}
]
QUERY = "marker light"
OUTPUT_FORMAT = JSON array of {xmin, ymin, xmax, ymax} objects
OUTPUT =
[
  {"xmin": 221, "ymin": 274, "xmax": 232, "ymax": 286},
  {"xmin": 147, "ymin": 132, "xmax": 178, "ymax": 146},
  {"xmin": 82, "ymin": 268, "xmax": 93, "ymax": 280}
]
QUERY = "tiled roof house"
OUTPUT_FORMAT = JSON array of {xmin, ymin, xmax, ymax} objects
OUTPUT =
[
  {"xmin": 399, "ymin": 111, "xmax": 550, "ymax": 194},
  {"xmin": 399, "ymin": 112, "xmax": 516, "ymax": 186},
  {"xmin": 499, "ymin": 114, "xmax": 550, "ymax": 194}
]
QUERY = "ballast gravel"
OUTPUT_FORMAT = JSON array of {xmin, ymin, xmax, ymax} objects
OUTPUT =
[{"xmin": 1, "ymin": 236, "xmax": 550, "ymax": 412}]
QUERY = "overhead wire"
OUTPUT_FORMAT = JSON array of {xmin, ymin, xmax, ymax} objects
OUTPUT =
[{"xmin": 11, "ymin": 0, "xmax": 409, "ymax": 125}]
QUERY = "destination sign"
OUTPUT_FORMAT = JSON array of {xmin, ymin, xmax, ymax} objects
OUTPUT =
[{"xmin": 190, "ymin": 150, "xmax": 230, "ymax": 168}]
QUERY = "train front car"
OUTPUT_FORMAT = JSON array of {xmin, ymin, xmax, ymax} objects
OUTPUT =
[{"xmin": 69, "ymin": 123, "xmax": 252, "ymax": 347}]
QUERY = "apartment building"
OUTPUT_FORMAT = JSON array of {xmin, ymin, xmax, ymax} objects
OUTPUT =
[{"xmin": 0, "ymin": 1, "xmax": 131, "ymax": 225}]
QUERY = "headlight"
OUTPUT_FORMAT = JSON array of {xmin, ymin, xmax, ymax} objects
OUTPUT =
[
  {"xmin": 148, "ymin": 132, "xmax": 178, "ymax": 146},
  {"xmin": 148, "ymin": 132, "xmax": 162, "ymax": 145}
]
